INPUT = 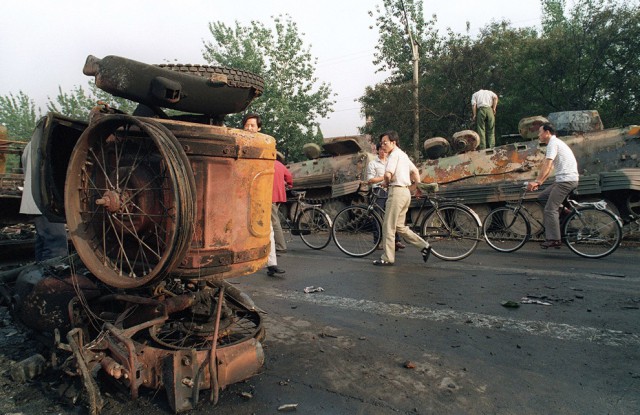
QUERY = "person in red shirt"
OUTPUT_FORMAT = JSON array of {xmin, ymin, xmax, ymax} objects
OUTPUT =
[
  {"xmin": 242, "ymin": 113, "xmax": 286, "ymax": 276},
  {"xmin": 273, "ymin": 152, "xmax": 293, "ymax": 252}
]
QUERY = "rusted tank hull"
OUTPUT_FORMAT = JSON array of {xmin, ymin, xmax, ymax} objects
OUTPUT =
[
  {"xmin": 417, "ymin": 125, "xmax": 640, "ymax": 220},
  {"xmin": 286, "ymin": 135, "xmax": 375, "ymax": 217}
]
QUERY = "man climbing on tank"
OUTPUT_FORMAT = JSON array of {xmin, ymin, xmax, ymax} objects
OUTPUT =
[
  {"xmin": 471, "ymin": 88, "xmax": 499, "ymax": 149},
  {"xmin": 526, "ymin": 122, "xmax": 579, "ymax": 249}
]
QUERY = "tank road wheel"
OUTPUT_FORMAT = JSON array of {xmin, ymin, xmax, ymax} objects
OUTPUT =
[
  {"xmin": 322, "ymin": 199, "xmax": 347, "ymax": 220},
  {"xmin": 65, "ymin": 115, "xmax": 196, "ymax": 289},
  {"xmin": 626, "ymin": 190, "xmax": 640, "ymax": 218}
]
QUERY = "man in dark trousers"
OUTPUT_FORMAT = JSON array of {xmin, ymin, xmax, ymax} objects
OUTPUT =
[{"xmin": 526, "ymin": 123, "xmax": 579, "ymax": 249}]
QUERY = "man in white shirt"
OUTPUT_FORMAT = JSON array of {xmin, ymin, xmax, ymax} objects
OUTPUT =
[
  {"xmin": 526, "ymin": 123, "xmax": 579, "ymax": 249},
  {"xmin": 373, "ymin": 131, "xmax": 430, "ymax": 266},
  {"xmin": 471, "ymin": 89, "xmax": 499, "ymax": 149}
]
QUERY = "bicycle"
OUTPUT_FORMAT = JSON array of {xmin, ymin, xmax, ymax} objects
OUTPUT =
[
  {"xmin": 482, "ymin": 183, "xmax": 623, "ymax": 258},
  {"xmin": 331, "ymin": 183, "xmax": 481, "ymax": 259},
  {"xmin": 277, "ymin": 190, "xmax": 332, "ymax": 249}
]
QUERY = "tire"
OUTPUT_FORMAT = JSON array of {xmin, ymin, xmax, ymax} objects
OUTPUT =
[
  {"xmin": 297, "ymin": 207, "xmax": 332, "ymax": 249},
  {"xmin": 483, "ymin": 207, "xmax": 530, "ymax": 252},
  {"xmin": 331, "ymin": 205, "xmax": 382, "ymax": 257},
  {"xmin": 563, "ymin": 207, "xmax": 622, "ymax": 259},
  {"xmin": 421, "ymin": 205, "xmax": 480, "ymax": 260},
  {"xmin": 84, "ymin": 55, "xmax": 264, "ymax": 116},
  {"xmin": 157, "ymin": 63, "xmax": 265, "ymax": 96}
]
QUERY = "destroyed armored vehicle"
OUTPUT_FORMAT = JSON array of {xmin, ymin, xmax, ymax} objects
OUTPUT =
[
  {"xmin": 285, "ymin": 134, "xmax": 376, "ymax": 218},
  {"xmin": 11, "ymin": 54, "xmax": 276, "ymax": 413},
  {"xmin": 416, "ymin": 110, "xmax": 640, "ymax": 236}
]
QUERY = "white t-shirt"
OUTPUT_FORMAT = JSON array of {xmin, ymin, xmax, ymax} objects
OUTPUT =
[
  {"xmin": 546, "ymin": 135, "xmax": 579, "ymax": 182},
  {"xmin": 385, "ymin": 147, "xmax": 417, "ymax": 187},
  {"xmin": 471, "ymin": 89, "xmax": 497, "ymax": 108},
  {"xmin": 367, "ymin": 156, "xmax": 386, "ymax": 187}
]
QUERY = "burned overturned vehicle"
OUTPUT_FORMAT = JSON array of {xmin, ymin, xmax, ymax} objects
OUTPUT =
[{"xmin": 6, "ymin": 55, "xmax": 276, "ymax": 413}]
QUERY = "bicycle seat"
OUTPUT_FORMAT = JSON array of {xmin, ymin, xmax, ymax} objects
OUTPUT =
[
  {"xmin": 417, "ymin": 182, "xmax": 439, "ymax": 193},
  {"xmin": 290, "ymin": 190, "xmax": 306, "ymax": 198}
]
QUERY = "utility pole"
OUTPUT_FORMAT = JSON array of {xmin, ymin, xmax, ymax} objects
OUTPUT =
[{"xmin": 400, "ymin": 0, "xmax": 420, "ymax": 160}]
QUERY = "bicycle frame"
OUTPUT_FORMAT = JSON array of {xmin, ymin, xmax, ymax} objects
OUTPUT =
[{"xmin": 371, "ymin": 185, "xmax": 481, "ymax": 243}]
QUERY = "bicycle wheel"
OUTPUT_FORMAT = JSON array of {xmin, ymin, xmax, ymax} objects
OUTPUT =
[
  {"xmin": 563, "ymin": 207, "xmax": 622, "ymax": 258},
  {"xmin": 331, "ymin": 205, "xmax": 382, "ymax": 257},
  {"xmin": 421, "ymin": 205, "xmax": 480, "ymax": 260},
  {"xmin": 483, "ymin": 207, "xmax": 530, "ymax": 252},
  {"xmin": 297, "ymin": 207, "xmax": 332, "ymax": 249}
]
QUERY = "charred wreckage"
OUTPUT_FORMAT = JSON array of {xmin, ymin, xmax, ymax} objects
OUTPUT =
[{"xmin": 2, "ymin": 55, "xmax": 275, "ymax": 413}]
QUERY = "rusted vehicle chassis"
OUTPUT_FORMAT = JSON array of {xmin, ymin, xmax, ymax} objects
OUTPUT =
[
  {"xmin": 13, "ymin": 264, "xmax": 264, "ymax": 414},
  {"xmin": 39, "ymin": 111, "xmax": 276, "ymax": 288}
]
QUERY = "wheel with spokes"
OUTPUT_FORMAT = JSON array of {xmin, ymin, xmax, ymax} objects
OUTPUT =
[
  {"xmin": 563, "ymin": 207, "xmax": 622, "ymax": 259},
  {"xmin": 331, "ymin": 205, "xmax": 382, "ymax": 257},
  {"xmin": 297, "ymin": 207, "xmax": 332, "ymax": 249},
  {"xmin": 148, "ymin": 291, "xmax": 264, "ymax": 350},
  {"xmin": 64, "ymin": 115, "xmax": 196, "ymax": 288},
  {"xmin": 421, "ymin": 204, "xmax": 480, "ymax": 260},
  {"xmin": 483, "ymin": 207, "xmax": 530, "ymax": 252}
]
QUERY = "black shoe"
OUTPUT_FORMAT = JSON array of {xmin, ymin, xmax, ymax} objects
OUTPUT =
[
  {"xmin": 373, "ymin": 259, "xmax": 394, "ymax": 266},
  {"xmin": 421, "ymin": 246, "xmax": 431, "ymax": 263},
  {"xmin": 267, "ymin": 266, "xmax": 286, "ymax": 276}
]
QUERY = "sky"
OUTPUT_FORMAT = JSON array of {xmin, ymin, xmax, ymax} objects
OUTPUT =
[{"xmin": 1, "ymin": 0, "xmax": 543, "ymax": 137}]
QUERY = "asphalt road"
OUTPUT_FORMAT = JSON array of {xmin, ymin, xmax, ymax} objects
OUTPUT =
[
  {"xmin": 2, "ymin": 237, "xmax": 637, "ymax": 415},
  {"xmin": 205, "ymin": 237, "xmax": 639, "ymax": 415}
]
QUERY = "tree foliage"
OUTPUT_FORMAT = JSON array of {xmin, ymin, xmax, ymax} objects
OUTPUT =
[
  {"xmin": 1, "ymin": 82, "xmax": 137, "ymax": 142},
  {"xmin": 0, "ymin": 91, "xmax": 40, "ymax": 141},
  {"xmin": 362, "ymin": 0, "xmax": 640, "ymax": 157},
  {"xmin": 203, "ymin": 14, "xmax": 335, "ymax": 162},
  {"xmin": 47, "ymin": 82, "xmax": 137, "ymax": 120}
]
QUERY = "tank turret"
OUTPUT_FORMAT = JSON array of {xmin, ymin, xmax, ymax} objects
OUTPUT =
[{"xmin": 286, "ymin": 135, "xmax": 376, "ymax": 218}]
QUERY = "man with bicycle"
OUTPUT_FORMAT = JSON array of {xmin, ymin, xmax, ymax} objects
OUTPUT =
[
  {"xmin": 373, "ymin": 131, "xmax": 431, "ymax": 266},
  {"xmin": 526, "ymin": 122, "xmax": 579, "ymax": 249},
  {"xmin": 367, "ymin": 142, "xmax": 405, "ymax": 251}
]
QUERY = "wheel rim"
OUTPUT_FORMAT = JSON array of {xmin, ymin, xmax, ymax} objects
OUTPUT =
[
  {"xmin": 423, "ymin": 206, "xmax": 479, "ymax": 260},
  {"xmin": 65, "ymin": 115, "xmax": 195, "ymax": 288},
  {"xmin": 332, "ymin": 206, "xmax": 380, "ymax": 257},
  {"xmin": 149, "ymin": 296, "xmax": 263, "ymax": 350},
  {"xmin": 299, "ymin": 208, "xmax": 332, "ymax": 249},
  {"xmin": 564, "ymin": 208, "xmax": 621, "ymax": 258},
  {"xmin": 483, "ymin": 208, "xmax": 530, "ymax": 252}
]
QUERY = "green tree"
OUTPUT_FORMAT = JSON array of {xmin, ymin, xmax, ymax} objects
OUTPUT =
[
  {"xmin": 529, "ymin": 0, "xmax": 640, "ymax": 126},
  {"xmin": 0, "ymin": 91, "xmax": 40, "ymax": 141},
  {"xmin": 361, "ymin": 0, "xmax": 640, "ymax": 156},
  {"xmin": 203, "ymin": 14, "xmax": 335, "ymax": 162},
  {"xmin": 47, "ymin": 82, "xmax": 137, "ymax": 119},
  {"xmin": 362, "ymin": 0, "xmax": 441, "ymax": 156}
]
